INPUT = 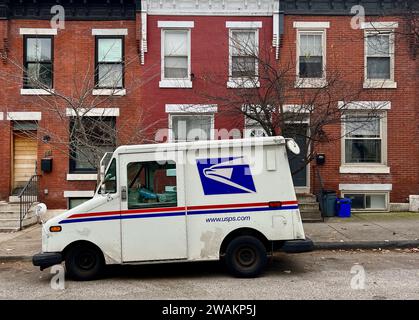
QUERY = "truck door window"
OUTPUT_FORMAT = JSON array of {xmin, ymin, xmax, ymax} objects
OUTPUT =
[
  {"xmin": 103, "ymin": 158, "xmax": 117, "ymax": 193},
  {"xmin": 127, "ymin": 161, "xmax": 177, "ymax": 209}
]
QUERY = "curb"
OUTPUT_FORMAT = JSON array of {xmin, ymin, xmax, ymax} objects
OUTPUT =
[
  {"xmin": 313, "ymin": 240, "xmax": 419, "ymax": 250},
  {"xmin": 0, "ymin": 255, "xmax": 32, "ymax": 262}
]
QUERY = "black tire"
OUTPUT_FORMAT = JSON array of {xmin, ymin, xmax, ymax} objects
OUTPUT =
[
  {"xmin": 224, "ymin": 235, "xmax": 267, "ymax": 278},
  {"xmin": 65, "ymin": 244, "xmax": 104, "ymax": 281}
]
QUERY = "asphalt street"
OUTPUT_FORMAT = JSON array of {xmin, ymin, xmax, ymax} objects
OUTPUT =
[{"xmin": 0, "ymin": 249, "xmax": 418, "ymax": 300}]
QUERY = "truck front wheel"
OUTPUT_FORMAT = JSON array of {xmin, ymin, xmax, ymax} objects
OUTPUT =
[
  {"xmin": 224, "ymin": 236, "xmax": 267, "ymax": 278},
  {"xmin": 65, "ymin": 244, "xmax": 104, "ymax": 281}
]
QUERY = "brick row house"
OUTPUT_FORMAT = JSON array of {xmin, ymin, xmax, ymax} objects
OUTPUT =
[{"xmin": 0, "ymin": 0, "xmax": 417, "ymax": 221}]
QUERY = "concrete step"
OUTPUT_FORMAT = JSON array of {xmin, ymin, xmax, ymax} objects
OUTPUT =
[
  {"xmin": 298, "ymin": 202, "xmax": 320, "ymax": 211},
  {"xmin": 0, "ymin": 215, "xmax": 38, "ymax": 229},
  {"xmin": 297, "ymin": 194, "xmax": 317, "ymax": 202},
  {"xmin": 301, "ymin": 210, "xmax": 323, "ymax": 222}
]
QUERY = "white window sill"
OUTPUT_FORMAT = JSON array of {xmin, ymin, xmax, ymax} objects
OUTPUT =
[
  {"xmin": 92, "ymin": 89, "xmax": 126, "ymax": 96},
  {"xmin": 363, "ymin": 80, "xmax": 397, "ymax": 89},
  {"xmin": 159, "ymin": 79, "xmax": 193, "ymax": 88},
  {"xmin": 21, "ymin": 89, "xmax": 54, "ymax": 95},
  {"xmin": 295, "ymin": 78, "xmax": 327, "ymax": 89},
  {"xmin": 227, "ymin": 78, "xmax": 260, "ymax": 88},
  {"xmin": 66, "ymin": 174, "xmax": 98, "ymax": 181},
  {"xmin": 339, "ymin": 165, "xmax": 390, "ymax": 174}
]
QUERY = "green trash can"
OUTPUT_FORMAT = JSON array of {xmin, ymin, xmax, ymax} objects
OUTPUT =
[{"xmin": 320, "ymin": 190, "xmax": 337, "ymax": 217}]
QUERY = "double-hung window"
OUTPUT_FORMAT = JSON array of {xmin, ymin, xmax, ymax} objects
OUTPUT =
[
  {"xmin": 170, "ymin": 114, "xmax": 213, "ymax": 142},
  {"xmin": 69, "ymin": 117, "xmax": 116, "ymax": 173},
  {"xmin": 158, "ymin": 21, "xmax": 194, "ymax": 88},
  {"xmin": 24, "ymin": 36, "xmax": 53, "ymax": 89},
  {"xmin": 298, "ymin": 32, "xmax": 323, "ymax": 79},
  {"xmin": 344, "ymin": 114, "xmax": 383, "ymax": 164},
  {"xmin": 95, "ymin": 37, "xmax": 124, "ymax": 89},
  {"xmin": 362, "ymin": 22, "xmax": 398, "ymax": 88},
  {"xmin": 226, "ymin": 21, "xmax": 261, "ymax": 88}
]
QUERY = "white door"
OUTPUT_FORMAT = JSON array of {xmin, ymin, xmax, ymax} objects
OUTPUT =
[{"xmin": 119, "ymin": 152, "xmax": 187, "ymax": 262}]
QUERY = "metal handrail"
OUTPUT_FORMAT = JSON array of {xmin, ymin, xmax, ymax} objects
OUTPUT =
[{"xmin": 18, "ymin": 175, "xmax": 40, "ymax": 230}]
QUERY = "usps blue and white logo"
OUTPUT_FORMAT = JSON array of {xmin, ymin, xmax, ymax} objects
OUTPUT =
[{"xmin": 196, "ymin": 157, "xmax": 256, "ymax": 195}]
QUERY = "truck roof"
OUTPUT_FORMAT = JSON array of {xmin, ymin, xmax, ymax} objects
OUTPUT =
[{"xmin": 114, "ymin": 136, "xmax": 286, "ymax": 155}]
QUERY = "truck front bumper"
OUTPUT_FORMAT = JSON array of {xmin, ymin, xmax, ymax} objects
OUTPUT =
[
  {"xmin": 278, "ymin": 238, "xmax": 314, "ymax": 253},
  {"xmin": 32, "ymin": 252, "xmax": 63, "ymax": 271}
]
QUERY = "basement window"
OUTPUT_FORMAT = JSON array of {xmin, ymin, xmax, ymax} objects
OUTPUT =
[{"xmin": 342, "ymin": 192, "xmax": 388, "ymax": 211}]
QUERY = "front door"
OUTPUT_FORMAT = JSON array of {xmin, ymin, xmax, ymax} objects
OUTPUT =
[
  {"xmin": 12, "ymin": 130, "xmax": 37, "ymax": 194},
  {"xmin": 284, "ymin": 124, "xmax": 309, "ymax": 189},
  {"xmin": 119, "ymin": 152, "xmax": 187, "ymax": 262}
]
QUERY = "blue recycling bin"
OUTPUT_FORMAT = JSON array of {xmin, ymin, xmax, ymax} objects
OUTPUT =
[{"xmin": 336, "ymin": 198, "xmax": 351, "ymax": 218}]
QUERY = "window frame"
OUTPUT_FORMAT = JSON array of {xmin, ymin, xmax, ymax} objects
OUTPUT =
[
  {"xmin": 295, "ymin": 29, "xmax": 327, "ymax": 87},
  {"xmin": 341, "ymin": 112, "xmax": 387, "ymax": 167},
  {"xmin": 160, "ymin": 28, "xmax": 192, "ymax": 87},
  {"xmin": 69, "ymin": 116, "xmax": 117, "ymax": 173},
  {"xmin": 168, "ymin": 113, "xmax": 215, "ymax": 142},
  {"xmin": 363, "ymin": 29, "xmax": 396, "ymax": 88},
  {"xmin": 341, "ymin": 191, "xmax": 389, "ymax": 212},
  {"xmin": 23, "ymin": 35, "xmax": 54, "ymax": 89},
  {"xmin": 95, "ymin": 35, "xmax": 125, "ymax": 89},
  {"xmin": 227, "ymin": 28, "xmax": 259, "ymax": 88}
]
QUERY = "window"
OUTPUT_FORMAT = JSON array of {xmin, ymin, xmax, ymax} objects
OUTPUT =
[
  {"xmin": 69, "ymin": 117, "xmax": 116, "ymax": 172},
  {"xmin": 343, "ymin": 193, "xmax": 388, "ymax": 211},
  {"xmin": 24, "ymin": 36, "xmax": 53, "ymax": 89},
  {"xmin": 69, "ymin": 198, "xmax": 91, "ymax": 209},
  {"xmin": 163, "ymin": 30, "xmax": 189, "ymax": 79},
  {"xmin": 344, "ymin": 115, "xmax": 383, "ymax": 164},
  {"xmin": 103, "ymin": 158, "xmax": 117, "ymax": 194},
  {"xmin": 230, "ymin": 30, "xmax": 257, "ymax": 78},
  {"xmin": 170, "ymin": 114, "xmax": 213, "ymax": 142},
  {"xmin": 244, "ymin": 115, "xmax": 267, "ymax": 138},
  {"xmin": 127, "ymin": 161, "xmax": 177, "ymax": 209},
  {"xmin": 298, "ymin": 32, "xmax": 323, "ymax": 78},
  {"xmin": 96, "ymin": 37, "xmax": 124, "ymax": 89},
  {"xmin": 365, "ymin": 33, "xmax": 392, "ymax": 80}
]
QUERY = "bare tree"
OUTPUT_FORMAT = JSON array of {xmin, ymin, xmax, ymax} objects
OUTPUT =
[
  {"xmin": 0, "ymin": 38, "xmax": 160, "ymax": 186},
  {"xmin": 197, "ymin": 31, "xmax": 389, "ymax": 178}
]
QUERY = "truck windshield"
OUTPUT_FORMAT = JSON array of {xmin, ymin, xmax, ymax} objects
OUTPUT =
[{"xmin": 103, "ymin": 159, "xmax": 117, "ymax": 193}]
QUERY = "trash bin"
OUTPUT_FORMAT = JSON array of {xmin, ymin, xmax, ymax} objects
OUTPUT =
[
  {"xmin": 319, "ymin": 190, "xmax": 337, "ymax": 217},
  {"xmin": 336, "ymin": 198, "xmax": 352, "ymax": 218}
]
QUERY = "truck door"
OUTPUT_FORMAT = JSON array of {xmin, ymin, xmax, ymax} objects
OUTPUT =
[{"xmin": 119, "ymin": 152, "xmax": 187, "ymax": 262}]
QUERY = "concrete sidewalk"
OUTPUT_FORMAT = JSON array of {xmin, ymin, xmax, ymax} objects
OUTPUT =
[{"xmin": 0, "ymin": 212, "xmax": 419, "ymax": 261}]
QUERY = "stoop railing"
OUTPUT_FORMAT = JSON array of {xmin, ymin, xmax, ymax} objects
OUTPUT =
[{"xmin": 18, "ymin": 175, "xmax": 40, "ymax": 230}]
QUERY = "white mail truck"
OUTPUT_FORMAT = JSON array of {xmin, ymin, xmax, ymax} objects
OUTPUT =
[{"xmin": 33, "ymin": 136, "xmax": 313, "ymax": 280}]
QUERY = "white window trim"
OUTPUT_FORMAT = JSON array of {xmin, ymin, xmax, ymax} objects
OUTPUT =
[
  {"xmin": 0, "ymin": 112, "xmax": 3, "ymax": 120},
  {"xmin": 65, "ymin": 108, "xmax": 120, "ymax": 117},
  {"xmin": 293, "ymin": 22, "xmax": 330, "ymax": 29},
  {"xmin": 158, "ymin": 21, "xmax": 194, "ymax": 28},
  {"xmin": 227, "ymin": 27, "xmax": 260, "ymax": 89},
  {"xmin": 159, "ymin": 28, "xmax": 193, "ymax": 88},
  {"xmin": 20, "ymin": 89, "xmax": 55, "ymax": 96},
  {"xmin": 165, "ymin": 104, "xmax": 218, "ymax": 113},
  {"xmin": 7, "ymin": 112, "xmax": 42, "ymax": 121},
  {"xmin": 20, "ymin": 28, "xmax": 58, "ymax": 35},
  {"xmin": 363, "ymin": 26, "xmax": 397, "ymax": 89},
  {"xmin": 92, "ymin": 29, "xmax": 128, "ymax": 36},
  {"xmin": 340, "ymin": 111, "xmax": 389, "ymax": 174},
  {"xmin": 226, "ymin": 21, "xmax": 262, "ymax": 29},
  {"xmin": 92, "ymin": 89, "xmax": 126, "ymax": 96},
  {"xmin": 338, "ymin": 101, "xmax": 391, "ymax": 110},
  {"xmin": 64, "ymin": 190, "xmax": 95, "ymax": 198},
  {"xmin": 339, "ymin": 184, "xmax": 392, "ymax": 191},
  {"xmin": 168, "ymin": 113, "xmax": 215, "ymax": 142},
  {"xmin": 66, "ymin": 174, "xmax": 98, "ymax": 181},
  {"xmin": 295, "ymin": 28, "xmax": 328, "ymax": 88}
]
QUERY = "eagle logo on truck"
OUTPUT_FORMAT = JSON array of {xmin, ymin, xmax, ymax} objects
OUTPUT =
[{"xmin": 196, "ymin": 157, "xmax": 256, "ymax": 195}]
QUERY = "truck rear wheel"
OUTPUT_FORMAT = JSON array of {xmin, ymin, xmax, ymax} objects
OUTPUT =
[
  {"xmin": 224, "ymin": 236, "xmax": 267, "ymax": 278},
  {"xmin": 65, "ymin": 244, "xmax": 104, "ymax": 281}
]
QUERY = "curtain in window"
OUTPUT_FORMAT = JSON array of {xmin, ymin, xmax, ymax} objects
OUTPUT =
[
  {"xmin": 164, "ymin": 31, "xmax": 188, "ymax": 79},
  {"xmin": 299, "ymin": 34, "xmax": 323, "ymax": 78},
  {"xmin": 172, "ymin": 115, "xmax": 211, "ymax": 142}
]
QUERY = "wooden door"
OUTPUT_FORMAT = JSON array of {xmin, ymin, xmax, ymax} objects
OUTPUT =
[{"xmin": 12, "ymin": 133, "xmax": 37, "ymax": 192}]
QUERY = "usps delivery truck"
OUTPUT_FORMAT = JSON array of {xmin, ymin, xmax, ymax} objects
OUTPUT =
[{"xmin": 33, "ymin": 136, "xmax": 313, "ymax": 280}]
